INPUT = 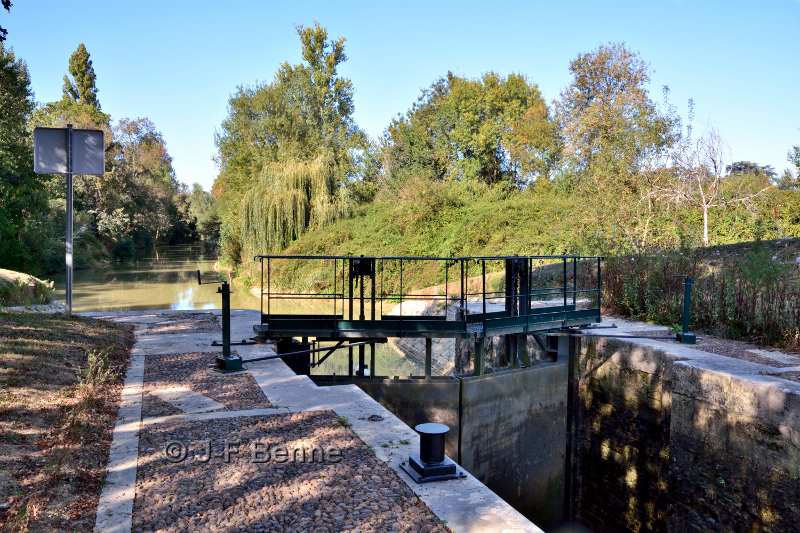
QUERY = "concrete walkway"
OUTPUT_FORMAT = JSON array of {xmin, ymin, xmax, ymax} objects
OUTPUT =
[{"xmin": 93, "ymin": 310, "xmax": 543, "ymax": 533}]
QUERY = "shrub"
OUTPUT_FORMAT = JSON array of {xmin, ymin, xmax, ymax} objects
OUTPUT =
[{"xmin": 112, "ymin": 238, "xmax": 136, "ymax": 262}]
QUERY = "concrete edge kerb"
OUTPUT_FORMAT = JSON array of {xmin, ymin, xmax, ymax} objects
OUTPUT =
[{"xmin": 94, "ymin": 353, "xmax": 145, "ymax": 533}]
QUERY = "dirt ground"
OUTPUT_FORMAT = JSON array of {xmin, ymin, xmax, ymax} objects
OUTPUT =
[{"xmin": 0, "ymin": 311, "xmax": 133, "ymax": 532}]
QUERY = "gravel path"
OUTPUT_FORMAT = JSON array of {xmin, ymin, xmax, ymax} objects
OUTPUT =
[
  {"xmin": 143, "ymin": 352, "xmax": 270, "ymax": 417},
  {"xmin": 633, "ymin": 330, "xmax": 797, "ymax": 368},
  {"xmin": 133, "ymin": 411, "xmax": 449, "ymax": 533},
  {"xmin": 770, "ymin": 371, "xmax": 800, "ymax": 383}
]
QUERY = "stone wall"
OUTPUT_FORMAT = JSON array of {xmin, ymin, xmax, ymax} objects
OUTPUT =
[{"xmin": 575, "ymin": 334, "xmax": 800, "ymax": 532}]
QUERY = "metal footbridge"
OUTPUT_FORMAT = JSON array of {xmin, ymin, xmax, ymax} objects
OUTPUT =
[{"xmin": 251, "ymin": 255, "xmax": 603, "ymax": 377}]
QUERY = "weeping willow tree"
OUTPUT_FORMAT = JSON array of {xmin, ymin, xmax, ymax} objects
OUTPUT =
[{"xmin": 240, "ymin": 155, "xmax": 353, "ymax": 255}]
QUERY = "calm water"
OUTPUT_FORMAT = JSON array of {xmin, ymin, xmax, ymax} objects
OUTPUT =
[
  {"xmin": 51, "ymin": 243, "xmax": 268, "ymax": 312},
  {"xmin": 50, "ymin": 243, "xmax": 425, "ymax": 375}
]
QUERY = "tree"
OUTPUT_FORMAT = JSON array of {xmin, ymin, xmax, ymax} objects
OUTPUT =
[
  {"xmin": 188, "ymin": 183, "xmax": 220, "ymax": 241},
  {"xmin": 554, "ymin": 42, "xmax": 678, "ymax": 195},
  {"xmin": 0, "ymin": 0, "xmax": 11, "ymax": 43},
  {"xmin": 62, "ymin": 43, "xmax": 100, "ymax": 108},
  {"xmin": 790, "ymin": 145, "xmax": 800, "ymax": 174},
  {"xmin": 214, "ymin": 22, "xmax": 370, "ymax": 260},
  {"xmin": 775, "ymin": 169, "xmax": 798, "ymax": 191},
  {"xmin": 384, "ymin": 71, "xmax": 560, "ymax": 188},
  {"xmin": 666, "ymin": 126, "xmax": 773, "ymax": 245},
  {"xmin": 105, "ymin": 118, "xmax": 178, "ymax": 244},
  {"xmin": 726, "ymin": 161, "xmax": 776, "ymax": 178},
  {"xmin": 0, "ymin": 42, "xmax": 48, "ymax": 272},
  {"xmin": 215, "ymin": 22, "xmax": 366, "ymax": 194},
  {"xmin": 240, "ymin": 155, "xmax": 352, "ymax": 254}
]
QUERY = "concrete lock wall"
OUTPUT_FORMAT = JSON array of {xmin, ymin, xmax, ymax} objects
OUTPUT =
[
  {"xmin": 459, "ymin": 362, "xmax": 568, "ymax": 530},
  {"xmin": 355, "ymin": 378, "xmax": 462, "ymax": 459},
  {"xmin": 345, "ymin": 363, "xmax": 569, "ymax": 530},
  {"xmin": 574, "ymin": 336, "xmax": 800, "ymax": 533}
]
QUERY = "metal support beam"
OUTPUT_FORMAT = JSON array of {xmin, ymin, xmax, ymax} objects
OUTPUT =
[
  {"xmin": 66, "ymin": 124, "xmax": 73, "ymax": 316},
  {"xmin": 370, "ymin": 343, "xmax": 376, "ymax": 378},
  {"xmin": 425, "ymin": 337, "xmax": 432, "ymax": 380},
  {"xmin": 474, "ymin": 339, "xmax": 484, "ymax": 376}
]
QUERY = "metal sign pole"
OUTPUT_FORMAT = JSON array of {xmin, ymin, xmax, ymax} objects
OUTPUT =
[
  {"xmin": 33, "ymin": 125, "xmax": 104, "ymax": 316},
  {"xmin": 66, "ymin": 124, "xmax": 73, "ymax": 316}
]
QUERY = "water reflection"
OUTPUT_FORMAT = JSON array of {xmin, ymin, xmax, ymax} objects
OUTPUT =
[
  {"xmin": 311, "ymin": 341, "xmax": 426, "ymax": 377},
  {"xmin": 50, "ymin": 243, "xmax": 325, "ymax": 313},
  {"xmin": 49, "ymin": 243, "xmax": 430, "ymax": 376}
]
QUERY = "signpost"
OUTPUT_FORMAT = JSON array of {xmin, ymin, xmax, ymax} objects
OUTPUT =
[{"xmin": 33, "ymin": 125, "xmax": 105, "ymax": 315}]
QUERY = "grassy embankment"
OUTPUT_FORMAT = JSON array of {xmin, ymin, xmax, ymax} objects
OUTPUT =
[
  {"xmin": 0, "ymin": 271, "xmax": 54, "ymax": 308},
  {"xmin": 0, "ymin": 311, "xmax": 134, "ymax": 532},
  {"xmin": 234, "ymin": 182, "xmax": 800, "ymax": 350}
]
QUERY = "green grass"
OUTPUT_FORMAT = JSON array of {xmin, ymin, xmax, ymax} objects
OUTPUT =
[{"xmin": 0, "ymin": 269, "xmax": 54, "ymax": 307}]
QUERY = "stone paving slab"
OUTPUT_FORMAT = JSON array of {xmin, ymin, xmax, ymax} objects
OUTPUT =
[
  {"xmin": 142, "ymin": 352, "xmax": 269, "ymax": 417},
  {"xmin": 141, "ymin": 407, "xmax": 292, "ymax": 427},
  {"xmin": 95, "ymin": 352, "xmax": 145, "ymax": 533},
  {"xmin": 149, "ymin": 387, "xmax": 226, "ymax": 413}
]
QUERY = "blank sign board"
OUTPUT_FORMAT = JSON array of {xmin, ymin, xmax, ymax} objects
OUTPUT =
[{"xmin": 33, "ymin": 127, "xmax": 105, "ymax": 175}]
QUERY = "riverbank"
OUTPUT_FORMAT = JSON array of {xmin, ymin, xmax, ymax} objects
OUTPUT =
[
  {"xmin": 0, "ymin": 269, "xmax": 54, "ymax": 308},
  {"xmin": 0, "ymin": 310, "xmax": 134, "ymax": 531}
]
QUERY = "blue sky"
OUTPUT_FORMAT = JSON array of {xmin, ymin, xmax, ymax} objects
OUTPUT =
[{"xmin": 5, "ymin": 1, "xmax": 799, "ymax": 190}]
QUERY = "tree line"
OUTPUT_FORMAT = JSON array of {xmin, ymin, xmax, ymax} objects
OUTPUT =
[
  {"xmin": 0, "ymin": 42, "xmax": 219, "ymax": 275},
  {"xmin": 214, "ymin": 24, "xmax": 800, "ymax": 265}
]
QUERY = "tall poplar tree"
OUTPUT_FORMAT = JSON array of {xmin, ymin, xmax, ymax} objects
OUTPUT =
[{"xmin": 62, "ymin": 43, "xmax": 100, "ymax": 108}]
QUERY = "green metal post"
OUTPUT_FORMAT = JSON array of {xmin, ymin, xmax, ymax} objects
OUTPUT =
[
  {"xmin": 214, "ymin": 281, "xmax": 243, "ymax": 373},
  {"xmin": 425, "ymin": 337, "xmax": 432, "ymax": 380},
  {"xmin": 474, "ymin": 338, "xmax": 484, "ymax": 377},
  {"xmin": 370, "ymin": 343, "xmax": 375, "ymax": 379},
  {"xmin": 221, "ymin": 281, "xmax": 230, "ymax": 359},
  {"xmin": 678, "ymin": 276, "xmax": 696, "ymax": 344}
]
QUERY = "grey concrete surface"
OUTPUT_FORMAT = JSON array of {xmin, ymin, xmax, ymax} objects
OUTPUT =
[
  {"xmin": 94, "ymin": 349, "xmax": 144, "ymax": 533},
  {"xmin": 148, "ymin": 386, "xmax": 226, "ymax": 413}
]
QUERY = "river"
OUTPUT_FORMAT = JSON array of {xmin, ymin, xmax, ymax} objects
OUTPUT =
[{"xmin": 49, "ymin": 243, "xmax": 425, "ymax": 376}]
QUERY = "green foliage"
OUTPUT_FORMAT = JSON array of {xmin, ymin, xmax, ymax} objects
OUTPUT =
[
  {"xmin": 240, "ymin": 155, "xmax": 352, "ymax": 256},
  {"xmin": 727, "ymin": 161, "xmax": 776, "ymax": 178},
  {"xmin": 106, "ymin": 118, "xmax": 179, "ymax": 245},
  {"xmin": 188, "ymin": 183, "xmax": 220, "ymax": 242},
  {"xmin": 600, "ymin": 238, "xmax": 800, "ymax": 348},
  {"xmin": 554, "ymin": 42, "xmax": 679, "ymax": 198},
  {"xmin": 0, "ymin": 0, "xmax": 11, "ymax": 43},
  {"xmin": 384, "ymin": 71, "xmax": 560, "ymax": 188},
  {"xmin": 0, "ymin": 269, "xmax": 54, "ymax": 307},
  {"xmin": 789, "ymin": 145, "xmax": 800, "ymax": 173},
  {"xmin": 62, "ymin": 43, "xmax": 100, "ymax": 109},
  {"xmin": 0, "ymin": 42, "xmax": 50, "ymax": 274},
  {"xmin": 214, "ymin": 22, "xmax": 372, "ymax": 263},
  {"xmin": 775, "ymin": 169, "xmax": 799, "ymax": 191},
  {"xmin": 112, "ymin": 238, "xmax": 135, "ymax": 262}
]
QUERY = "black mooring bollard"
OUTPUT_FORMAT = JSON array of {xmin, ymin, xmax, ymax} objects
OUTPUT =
[
  {"xmin": 417, "ymin": 423, "xmax": 448, "ymax": 464},
  {"xmin": 400, "ymin": 423, "xmax": 465, "ymax": 483}
]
